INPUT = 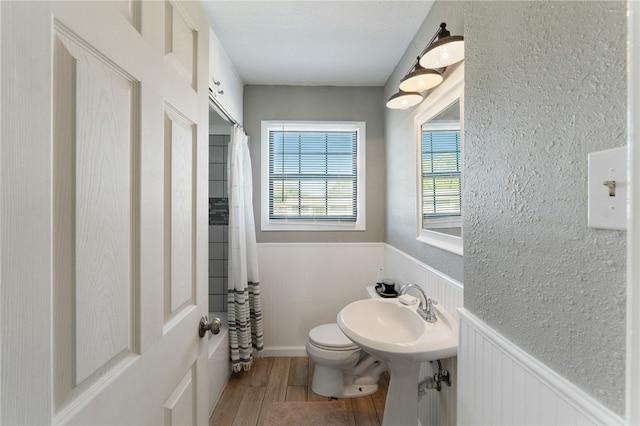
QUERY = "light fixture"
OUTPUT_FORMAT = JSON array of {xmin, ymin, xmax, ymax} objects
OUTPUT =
[
  {"xmin": 399, "ymin": 65, "xmax": 443, "ymax": 93},
  {"xmin": 419, "ymin": 23, "xmax": 464, "ymax": 70},
  {"xmin": 386, "ymin": 22, "xmax": 464, "ymax": 110},
  {"xmin": 385, "ymin": 90, "xmax": 423, "ymax": 110}
]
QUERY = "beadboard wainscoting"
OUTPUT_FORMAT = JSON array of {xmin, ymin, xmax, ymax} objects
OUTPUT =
[
  {"xmin": 383, "ymin": 244, "xmax": 463, "ymax": 320},
  {"xmin": 458, "ymin": 308, "xmax": 625, "ymax": 426},
  {"xmin": 384, "ymin": 244, "xmax": 463, "ymax": 426},
  {"xmin": 257, "ymin": 243, "xmax": 385, "ymax": 356}
]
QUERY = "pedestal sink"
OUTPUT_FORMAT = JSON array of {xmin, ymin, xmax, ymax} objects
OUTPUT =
[{"xmin": 337, "ymin": 298, "xmax": 458, "ymax": 426}]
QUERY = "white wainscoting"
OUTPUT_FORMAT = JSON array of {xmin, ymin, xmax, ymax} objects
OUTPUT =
[
  {"xmin": 458, "ymin": 308, "xmax": 625, "ymax": 426},
  {"xmin": 384, "ymin": 244, "xmax": 463, "ymax": 426},
  {"xmin": 383, "ymin": 244, "xmax": 463, "ymax": 319},
  {"xmin": 257, "ymin": 243, "xmax": 385, "ymax": 356}
]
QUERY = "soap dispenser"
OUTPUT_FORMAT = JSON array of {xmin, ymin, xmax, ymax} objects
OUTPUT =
[{"xmin": 375, "ymin": 268, "xmax": 384, "ymax": 289}]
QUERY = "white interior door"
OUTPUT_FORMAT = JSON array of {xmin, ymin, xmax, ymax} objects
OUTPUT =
[{"xmin": 0, "ymin": 1, "xmax": 210, "ymax": 424}]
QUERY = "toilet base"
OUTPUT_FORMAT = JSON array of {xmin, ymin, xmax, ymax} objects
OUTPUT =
[{"xmin": 311, "ymin": 364, "xmax": 379, "ymax": 398}]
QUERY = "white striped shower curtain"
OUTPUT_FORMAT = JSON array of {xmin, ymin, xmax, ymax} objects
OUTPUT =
[{"xmin": 228, "ymin": 125, "xmax": 264, "ymax": 372}]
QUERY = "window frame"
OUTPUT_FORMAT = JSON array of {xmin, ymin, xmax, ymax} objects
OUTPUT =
[{"xmin": 260, "ymin": 120, "xmax": 366, "ymax": 231}]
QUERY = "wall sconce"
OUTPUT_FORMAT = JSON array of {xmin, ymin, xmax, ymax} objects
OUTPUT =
[{"xmin": 386, "ymin": 22, "xmax": 464, "ymax": 110}]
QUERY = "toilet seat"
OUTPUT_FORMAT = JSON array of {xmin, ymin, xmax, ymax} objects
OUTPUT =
[{"xmin": 308, "ymin": 323, "xmax": 358, "ymax": 351}]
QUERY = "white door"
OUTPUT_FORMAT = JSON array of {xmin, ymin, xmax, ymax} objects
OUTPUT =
[{"xmin": 0, "ymin": 1, "xmax": 210, "ymax": 424}]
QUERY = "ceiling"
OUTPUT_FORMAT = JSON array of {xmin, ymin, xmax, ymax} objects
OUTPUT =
[{"xmin": 200, "ymin": 1, "xmax": 435, "ymax": 87}]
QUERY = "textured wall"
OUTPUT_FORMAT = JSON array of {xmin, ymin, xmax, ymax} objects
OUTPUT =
[
  {"xmin": 464, "ymin": 1, "xmax": 627, "ymax": 415},
  {"xmin": 244, "ymin": 85, "xmax": 385, "ymax": 243},
  {"xmin": 384, "ymin": 1, "xmax": 464, "ymax": 282}
]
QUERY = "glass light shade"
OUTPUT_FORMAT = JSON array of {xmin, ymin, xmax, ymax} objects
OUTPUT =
[
  {"xmin": 386, "ymin": 90, "xmax": 423, "ymax": 110},
  {"xmin": 399, "ymin": 68, "xmax": 443, "ymax": 92},
  {"xmin": 419, "ymin": 36, "xmax": 464, "ymax": 69}
]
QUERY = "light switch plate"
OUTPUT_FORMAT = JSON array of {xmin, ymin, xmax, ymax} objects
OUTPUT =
[{"xmin": 587, "ymin": 146, "xmax": 627, "ymax": 230}]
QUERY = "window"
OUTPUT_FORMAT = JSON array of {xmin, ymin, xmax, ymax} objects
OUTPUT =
[
  {"xmin": 261, "ymin": 121, "xmax": 365, "ymax": 231},
  {"xmin": 421, "ymin": 121, "xmax": 461, "ymax": 228}
]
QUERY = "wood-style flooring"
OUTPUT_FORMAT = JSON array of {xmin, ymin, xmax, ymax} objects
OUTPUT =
[{"xmin": 209, "ymin": 357, "xmax": 389, "ymax": 426}]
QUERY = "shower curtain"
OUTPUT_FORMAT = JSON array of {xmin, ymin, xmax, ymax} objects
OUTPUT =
[{"xmin": 228, "ymin": 125, "xmax": 264, "ymax": 372}]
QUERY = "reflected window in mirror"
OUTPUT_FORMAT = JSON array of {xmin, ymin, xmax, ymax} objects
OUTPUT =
[
  {"xmin": 421, "ymin": 100, "xmax": 461, "ymax": 235},
  {"xmin": 414, "ymin": 64, "xmax": 463, "ymax": 255}
]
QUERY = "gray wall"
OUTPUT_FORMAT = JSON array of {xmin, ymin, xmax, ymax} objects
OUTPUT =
[
  {"xmin": 384, "ymin": 1, "xmax": 464, "ymax": 282},
  {"xmin": 244, "ymin": 85, "xmax": 385, "ymax": 243},
  {"xmin": 464, "ymin": 1, "xmax": 627, "ymax": 415}
]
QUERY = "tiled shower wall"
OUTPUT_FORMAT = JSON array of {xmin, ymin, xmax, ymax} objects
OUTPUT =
[{"xmin": 209, "ymin": 134, "xmax": 229, "ymax": 312}]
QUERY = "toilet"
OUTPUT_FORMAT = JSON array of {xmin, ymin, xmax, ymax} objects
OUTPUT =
[{"xmin": 305, "ymin": 288, "xmax": 387, "ymax": 398}]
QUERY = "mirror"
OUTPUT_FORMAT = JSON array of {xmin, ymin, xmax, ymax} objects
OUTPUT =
[{"xmin": 414, "ymin": 64, "xmax": 463, "ymax": 255}]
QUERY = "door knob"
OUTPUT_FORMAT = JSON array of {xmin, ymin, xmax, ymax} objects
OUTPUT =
[{"xmin": 199, "ymin": 315, "xmax": 221, "ymax": 338}]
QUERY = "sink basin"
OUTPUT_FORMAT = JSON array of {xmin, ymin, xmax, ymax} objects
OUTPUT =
[
  {"xmin": 337, "ymin": 297, "xmax": 459, "ymax": 426},
  {"xmin": 337, "ymin": 298, "xmax": 458, "ymax": 363}
]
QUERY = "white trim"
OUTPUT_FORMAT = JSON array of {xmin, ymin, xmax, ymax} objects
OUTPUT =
[
  {"xmin": 414, "ymin": 64, "xmax": 464, "ymax": 256},
  {"xmin": 257, "ymin": 242, "xmax": 383, "ymax": 249},
  {"xmin": 416, "ymin": 231, "xmax": 463, "ymax": 256},
  {"xmin": 627, "ymin": 1, "xmax": 640, "ymax": 423},
  {"xmin": 422, "ymin": 218, "xmax": 462, "ymax": 230},
  {"xmin": 459, "ymin": 308, "xmax": 626, "ymax": 426},
  {"xmin": 421, "ymin": 120, "xmax": 460, "ymax": 132},
  {"xmin": 260, "ymin": 120, "xmax": 366, "ymax": 231},
  {"xmin": 262, "ymin": 347, "xmax": 308, "ymax": 357}
]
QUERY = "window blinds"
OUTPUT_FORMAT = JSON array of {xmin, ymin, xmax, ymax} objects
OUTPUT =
[
  {"xmin": 422, "ymin": 129, "xmax": 461, "ymax": 218},
  {"xmin": 268, "ymin": 129, "xmax": 358, "ymax": 222}
]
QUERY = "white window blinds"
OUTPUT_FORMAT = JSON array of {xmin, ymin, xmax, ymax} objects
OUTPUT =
[
  {"xmin": 268, "ymin": 127, "xmax": 358, "ymax": 222},
  {"xmin": 422, "ymin": 128, "xmax": 461, "ymax": 221}
]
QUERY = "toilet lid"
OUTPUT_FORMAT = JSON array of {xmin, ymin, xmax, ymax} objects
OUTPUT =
[{"xmin": 309, "ymin": 323, "xmax": 358, "ymax": 350}]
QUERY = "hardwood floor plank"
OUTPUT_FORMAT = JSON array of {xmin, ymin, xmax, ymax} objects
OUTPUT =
[
  {"xmin": 231, "ymin": 386, "xmax": 266, "ymax": 426},
  {"xmin": 249, "ymin": 357, "xmax": 274, "ymax": 387},
  {"xmin": 349, "ymin": 396, "xmax": 379, "ymax": 426},
  {"xmin": 210, "ymin": 357, "xmax": 387, "ymax": 426},
  {"xmin": 285, "ymin": 385, "xmax": 307, "ymax": 402},
  {"xmin": 256, "ymin": 357, "xmax": 292, "ymax": 425},
  {"xmin": 288, "ymin": 356, "xmax": 308, "ymax": 387},
  {"xmin": 209, "ymin": 371, "xmax": 251, "ymax": 426}
]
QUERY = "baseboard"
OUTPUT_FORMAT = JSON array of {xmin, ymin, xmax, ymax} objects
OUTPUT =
[
  {"xmin": 458, "ymin": 308, "xmax": 625, "ymax": 426},
  {"xmin": 262, "ymin": 347, "xmax": 308, "ymax": 357}
]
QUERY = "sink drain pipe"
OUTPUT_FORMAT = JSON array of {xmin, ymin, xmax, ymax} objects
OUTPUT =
[{"xmin": 418, "ymin": 360, "xmax": 451, "ymax": 395}]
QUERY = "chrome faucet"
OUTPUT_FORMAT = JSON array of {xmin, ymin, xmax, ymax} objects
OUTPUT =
[{"xmin": 399, "ymin": 283, "xmax": 438, "ymax": 323}]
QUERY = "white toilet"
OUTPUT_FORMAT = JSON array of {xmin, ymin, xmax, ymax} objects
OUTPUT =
[{"xmin": 305, "ymin": 288, "xmax": 387, "ymax": 398}]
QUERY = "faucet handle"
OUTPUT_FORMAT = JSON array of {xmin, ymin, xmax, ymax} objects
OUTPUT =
[{"xmin": 425, "ymin": 299, "xmax": 438, "ymax": 323}]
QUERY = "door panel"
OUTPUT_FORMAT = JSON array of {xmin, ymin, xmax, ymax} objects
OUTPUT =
[
  {"xmin": 164, "ymin": 369, "xmax": 195, "ymax": 426},
  {"xmin": 114, "ymin": 0, "xmax": 141, "ymax": 31},
  {"xmin": 165, "ymin": 107, "xmax": 196, "ymax": 320},
  {"xmin": 53, "ymin": 22, "xmax": 139, "ymax": 387},
  {"xmin": 1, "ymin": 1, "xmax": 210, "ymax": 424},
  {"xmin": 164, "ymin": 1, "xmax": 196, "ymax": 88}
]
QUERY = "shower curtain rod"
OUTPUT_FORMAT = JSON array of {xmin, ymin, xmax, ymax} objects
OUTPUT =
[{"xmin": 208, "ymin": 89, "xmax": 242, "ymax": 128}]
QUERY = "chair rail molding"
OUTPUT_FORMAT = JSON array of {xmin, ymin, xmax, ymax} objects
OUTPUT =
[{"xmin": 458, "ymin": 308, "xmax": 625, "ymax": 426}]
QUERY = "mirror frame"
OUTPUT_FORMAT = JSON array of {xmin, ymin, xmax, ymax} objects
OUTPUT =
[{"xmin": 414, "ymin": 63, "xmax": 464, "ymax": 256}]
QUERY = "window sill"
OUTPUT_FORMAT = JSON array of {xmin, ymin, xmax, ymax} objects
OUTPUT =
[{"xmin": 261, "ymin": 220, "xmax": 365, "ymax": 232}]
